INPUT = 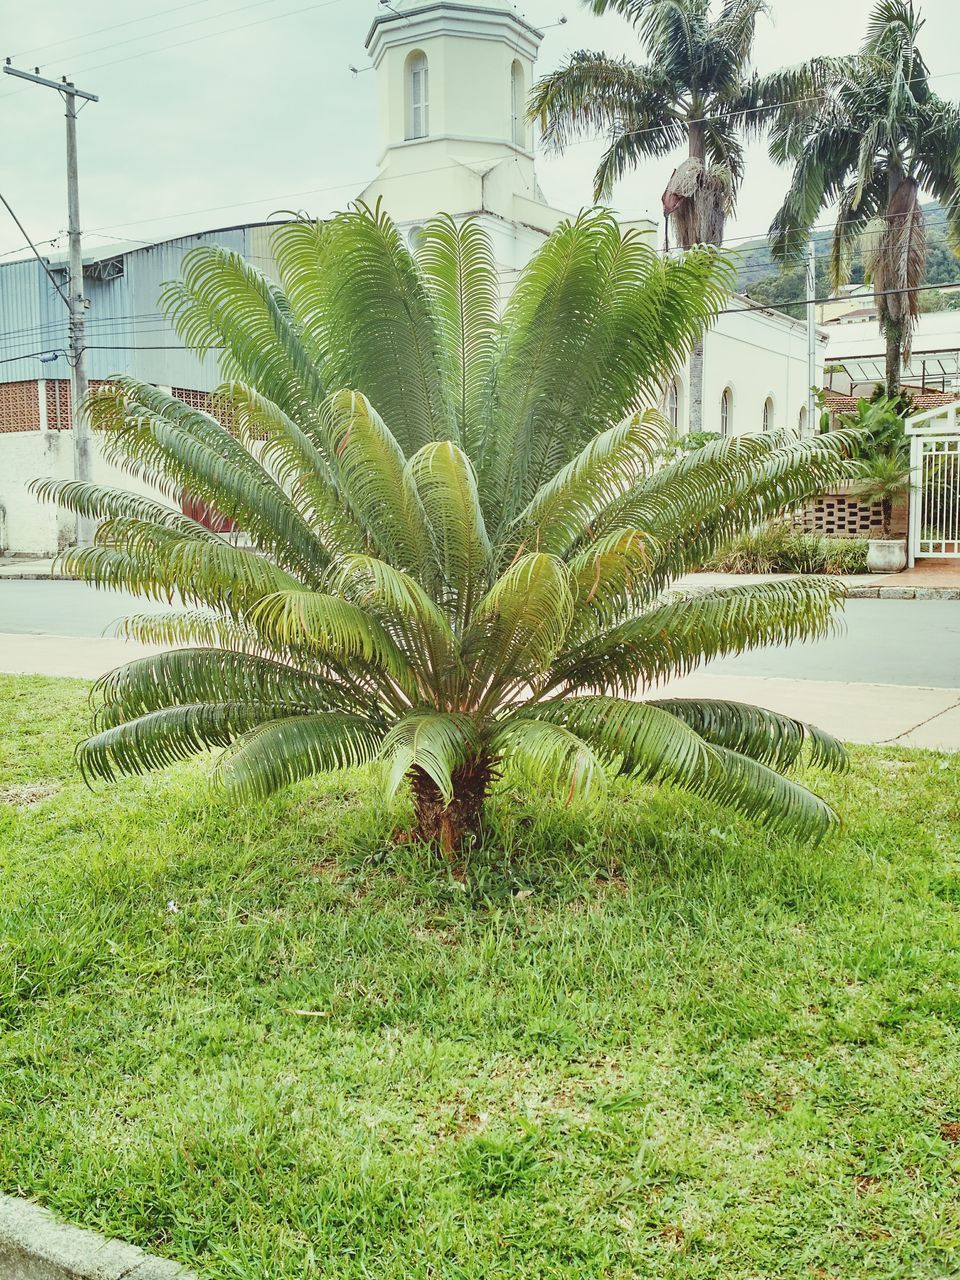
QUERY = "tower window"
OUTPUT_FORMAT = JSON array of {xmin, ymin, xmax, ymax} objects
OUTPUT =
[
  {"xmin": 762, "ymin": 395, "xmax": 774, "ymax": 431},
  {"xmin": 406, "ymin": 51, "xmax": 429, "ymax": 140},
  {"xmin": 511, "ymin": 60, "xmax": 525, "ymax": 147}
]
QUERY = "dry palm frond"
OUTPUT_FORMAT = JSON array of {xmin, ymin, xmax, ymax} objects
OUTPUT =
[
  {"xmin": 663, "ymin": 160, "xmax": 734, "ymax": 248},
  {"xmin": 861, "ymin": 177, "xmax": 926, "ymax": 357}
]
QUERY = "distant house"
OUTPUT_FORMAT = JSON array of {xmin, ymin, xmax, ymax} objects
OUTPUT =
[{"xmin": 824, "ymin": 310, "xmax": 960, "ymax": 407}]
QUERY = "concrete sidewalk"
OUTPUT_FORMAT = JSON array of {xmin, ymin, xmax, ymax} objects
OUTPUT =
[{"xmin": 1, "ymin": 632, "xmax": 957, "ymax": 751}]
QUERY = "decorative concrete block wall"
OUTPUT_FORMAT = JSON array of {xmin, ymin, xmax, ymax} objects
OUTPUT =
[{"xmin": 791, "ymin": 488, "xmax": 908, "ymax": 540}]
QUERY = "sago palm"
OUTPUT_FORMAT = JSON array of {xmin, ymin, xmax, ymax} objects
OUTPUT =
[
  {"xmin": 769, "ymin": 0, "xmax": 960, "ymax": 399},
  {"xmin": 39, "ymin": 205, "xmax": 856, "ymax": 854},
  {"xmin": 530, "ymin": 0, "xmax": 774, "ymax": 431}
]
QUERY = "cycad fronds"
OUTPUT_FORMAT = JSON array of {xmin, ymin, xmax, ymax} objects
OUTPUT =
[{"xmin": 42, "ymin": 205, "xmax": 857, "ymax": 851}]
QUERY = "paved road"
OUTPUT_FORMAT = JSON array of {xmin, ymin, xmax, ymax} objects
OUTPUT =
[
  {"xmin": 0, "ymin": 581, "xmax": 172, "ymax": 639},
  {"xmin": 0, "ymin": 581, "xmax": 958, "ymax": 689}
]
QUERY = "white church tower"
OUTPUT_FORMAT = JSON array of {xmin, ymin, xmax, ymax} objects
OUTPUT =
[{"xmin": 359, "ymin": 0, "xmax": 569, "ymax": 274}]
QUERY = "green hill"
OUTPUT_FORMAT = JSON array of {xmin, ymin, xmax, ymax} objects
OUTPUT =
[{"xmin": 733, "ymin": 203, "xmax": 960, "ymax": 319}]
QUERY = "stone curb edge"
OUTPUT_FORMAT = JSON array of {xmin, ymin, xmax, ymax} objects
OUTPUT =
[
  {"xmin": 845, "ymin": 585, "xmax": 960, "ymax": 599},
  {"xmin": 0, "ymin": 1194, "xmax": 196, "ymax": 1280}
]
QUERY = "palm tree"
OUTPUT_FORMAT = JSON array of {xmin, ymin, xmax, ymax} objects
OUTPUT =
[
  {"xmin": 38, "ymin": 205, "xmax": 856, "ymax": 854},
  {"xmin": 769, "ymin": 0, "xmax": 960, "ymax": 400},
  {"xmin": 529, "ymin": 0, "xmax": 773, "ymax": 431}
]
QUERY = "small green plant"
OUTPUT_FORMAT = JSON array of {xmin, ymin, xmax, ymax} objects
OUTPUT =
[
  {"xmin": 683, "ymin": 430, "xmax": 723, "ymax": 452},
  {"xmin": 857, "ymin": 453, "xmax": 911, "ymax": 538},
  {"xmin": 708, "ymin": 525, "xmax": 869, "ymax": 575},
  {"xmin": 823, "ymin": 538, "xmax": 869, "ymax": 575}
]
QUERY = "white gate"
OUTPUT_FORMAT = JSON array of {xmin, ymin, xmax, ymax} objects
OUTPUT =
[{"xmin": 907, "ymin": 403, "xmax": 960, "ymax": 564}]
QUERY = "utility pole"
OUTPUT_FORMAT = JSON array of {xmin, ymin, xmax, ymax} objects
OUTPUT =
[
  {"xmin": 3, "ymin": 61, "xmax": 99, "ymax": 546},
  {"xmin": 806, "ymin": 237, "xmax": 818, "ymax": 435}
]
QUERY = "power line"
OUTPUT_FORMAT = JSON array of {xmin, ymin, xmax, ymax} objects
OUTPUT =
[
  {"xmin": 60, "ymin": 0, "xmax": 309, "ymax": 70},
  {"xmin": 8, "ymin": 0, "xmax": 227, "ymax": 60},
  {"xmin": 0, "ymin": 0, "xmax": 352, "ymax": 96}
]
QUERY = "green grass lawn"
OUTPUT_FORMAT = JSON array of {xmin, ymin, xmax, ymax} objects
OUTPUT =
[{"xmin": 2, "ymin": 674, "xmax": 960, "ymax": 1278}]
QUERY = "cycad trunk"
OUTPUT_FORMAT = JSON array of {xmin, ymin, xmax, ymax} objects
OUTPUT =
[{"xmin": 410, "ymin": 759, "xmax": 494, "ymax": 856}]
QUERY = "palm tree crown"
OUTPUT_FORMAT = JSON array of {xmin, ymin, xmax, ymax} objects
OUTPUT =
[
  {"xmin": 769, "ymin": 0, "xmax": 960, "ymax": 397},
  {"xmin": 530, "ymin": 0, "xmax": 772, "ymax": 247},
  {"xmin": 40, "ymin": 205, "xmax": 857, "ymax": 852}
]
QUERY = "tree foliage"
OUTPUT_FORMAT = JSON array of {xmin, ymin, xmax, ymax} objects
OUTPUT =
[
  {"xmin": 766, "ymin": 0, "xmax": 960, "ymax": 394},
  {"xmin": 40, "ymin": 205, "xmax": 859, "ymax": 852},
  {"xmin": 530, "ymin": 0, "xmax": 781, "ymax": 247}
]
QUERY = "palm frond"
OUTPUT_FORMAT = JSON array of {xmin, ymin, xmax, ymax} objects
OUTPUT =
[
  {"xmin": 58, "ymin": 536, "xmax": 299, "ymax": 613},
  {"xmin": 79, "ymin": 702, "xmax": 298, "ymax": 784},
  {"xmin": 531, "ymin": 694, "xmax": 838, "ymax": 840},
  {"xmin": 415, "ymin": 215, "xmax": 499, "ymax": 459},
  {"xmin": 161, "ymin": 245, "xmax": 325, "ymax": 417},
  {"xmin": 405, "ymin": 440, "xmax": 492, "ymax": 624},
  {"xmin": 250, "ymin": 590, "xmax": 418, "ymax": 696},
  {"xmin": 491, "ymin": 717, "xmax": 606, "ymax": 809},
  {"xmin": 87, "ymin": 379, "xmax": 329, "ymax": 580},
  {"xmin": 509, "ymin": 411, "xmax": 664, "ymax": 559},
  {"xmin": 650, "ymin": 698, "xmax": 848, "ymax": 772},
  {"xmin": 29, "ymin": 479, "xmax": 216, "ymax": 540},
  {"xmin": 466, "ymin": 553, "xmax": 574, "ymax": 697},
  {"xmin": 93, "ymin": 649, "xmax": 365, "ymax": 729},
  {"xmin": 276, "ymin": 204, "xmax": 453, "ymax": 457},
  {"xmin": 214, "ymin": 714, "xmax": 382, "ymax": 801},
  {"xmin": 552, "ymin": 578, "xmax": 844, "ymax": 695},
  {"xmin": 213, "ymin": 381, "xmax": 364, "ymax": 556},
  {"xmin": 380, "ymin": 712, "xmax": 479, "ymax": 805},
  {"xmin": 321, "ymin": 390, "xmax": 433, "ymax": 574}
]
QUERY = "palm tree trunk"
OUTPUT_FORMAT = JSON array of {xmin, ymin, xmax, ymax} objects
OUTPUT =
[
  {"xmin": 686, "ymin": 120, "xmax": 708, "ymax": 433},
  {"xmin": 885, "ymin": 318, "xmax": 904, "ymax": 401},
  {"xmin": 689, "ymin": 340, "xmax": 705, "ymax": 434},
  {"xmin": 410, "ymin": 759, "xmax": 493, "ymax": 856},
  {"xmin": 883, "ymin": 166, "xmax": 906, "ymax": 402}
]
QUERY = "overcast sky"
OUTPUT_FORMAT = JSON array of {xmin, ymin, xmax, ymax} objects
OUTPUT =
[{"xmin": 2, "ymin": 0, "xmax": 959, "ymax": 261}]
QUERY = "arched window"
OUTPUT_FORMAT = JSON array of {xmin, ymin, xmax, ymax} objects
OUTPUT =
[
  {"xmin": 406, "ymin": 51, "xmax": 429, "ymax": 141},
  {"xmin": 720, "ymin": 387, "xmax": 733, "ymax": 436},
  {"xmin": 511, "ymin": 60, "xmax": 525, "ymax": 147},
  {"xmin": 667, "ymin": 378, "xmax": 680, "ymax": 433},
  {"xmin": 762, "ymin": 395, "xmax": 774, "ymax": 432},
  {"xmin": 798, "ymin": 405, "xmax": 808, "ymax": 432}
]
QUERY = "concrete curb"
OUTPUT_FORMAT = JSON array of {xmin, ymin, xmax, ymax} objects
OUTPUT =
[
  {"xmin": 846, "ymin": 585, "xmax": 960, "ymax": 600},
  {"xmin": 0, "ymin": 1195, "xmax": 196, "ymax": 1280}
]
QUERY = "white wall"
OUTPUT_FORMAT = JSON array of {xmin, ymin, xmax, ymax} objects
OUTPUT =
[
  {"xmin": 0, "ymin": 382, "xmax": 176, "ymax": 556},
  {"xmin": 675, "ymin": 301, "xmax": 827, "ymax": 437},
  {"xmin": 0, "ymin": 432, "xmax": 73, "ymax": 555}
]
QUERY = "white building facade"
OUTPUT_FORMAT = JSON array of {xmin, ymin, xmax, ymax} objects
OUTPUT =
[{"xmin": 0, "ymin": 0, "xmax": 825, "ymax": 554}]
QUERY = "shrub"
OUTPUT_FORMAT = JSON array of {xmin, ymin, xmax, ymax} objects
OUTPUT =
[{"xmin": 708, "ymin": 526, "xmax": 868, "ymax": 575}]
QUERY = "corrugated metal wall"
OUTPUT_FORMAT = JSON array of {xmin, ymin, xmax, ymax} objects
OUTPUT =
[{"xmin": 0, "ymin": 223, "xmax": 283, "ymax": 393}]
